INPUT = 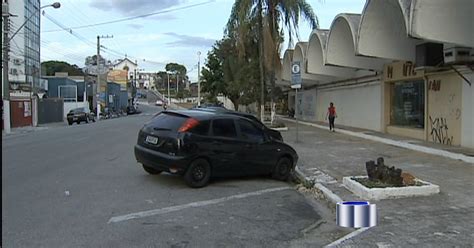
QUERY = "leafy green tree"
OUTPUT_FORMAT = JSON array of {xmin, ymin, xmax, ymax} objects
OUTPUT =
[
  {"xmin": 201, "ymin": 36, "xmax": 260, "ymax": 111},
  {"xmin": 226, "ymin": 0, "xmax": 318, "ymax": 118},
  {"xmin": 164, "ymin": 63, "xmax": 188, "ymax": 93},
  {"xmin": 41, "ymin": 60, "xmax": 84, "ymax": 76},
  {"xmin": 165, "ymin": 63, "xmax": 187, "ymax": 76},
  {"xmin": 155, "ymin": 71, "xmax": 169, "ymax": 90}
]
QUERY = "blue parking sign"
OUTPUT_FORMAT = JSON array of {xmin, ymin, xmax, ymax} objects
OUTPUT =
[{"xmin": 291, "ymin": 61, "xmax": 302, "ymax": 89}]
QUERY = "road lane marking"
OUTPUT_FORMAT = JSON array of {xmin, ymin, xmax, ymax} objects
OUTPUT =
[
  {"xmin": 324, "ymin": 227, "xmax": 371, "ymax": 247},
  {"xmin": 108, "ymin": 186, "xmax": 291, "ymax": 223}
]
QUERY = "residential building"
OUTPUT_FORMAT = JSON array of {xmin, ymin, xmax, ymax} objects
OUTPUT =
[
  {"xmin": 1, "ymin": 0, "xmax": 41, "ymax": 128},
  {"xmin": 111, "ymin": 57, "xmax": 137, "ymax": 82},
  {"xmin": 8, "ymin": 0, "xmax": 41, "ymax": 97},
  {"xmin": 137, "ymin": 72, "xmax": 156, "ymax": 89},
  {"xmin": 42, "ymin": 73, "xmax": 88, "ymax": 117}
]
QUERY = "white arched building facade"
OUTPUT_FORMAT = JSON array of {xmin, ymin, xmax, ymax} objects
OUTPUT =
[{"xmin": 282, "ymin": 0, "xmax": 474, "ymax": 148}]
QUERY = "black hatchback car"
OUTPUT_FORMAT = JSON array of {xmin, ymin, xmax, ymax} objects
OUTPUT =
[
  {"xmin": 67, "ymin": 107, "xmax": 95, "ymax": 125},
  {"xmin": 134, "ymin": 110, "xmax": 298, "ymax": 188},
  {"xmin": 190, "ymin": 107, "xmax": 284, "ymax": 141}
]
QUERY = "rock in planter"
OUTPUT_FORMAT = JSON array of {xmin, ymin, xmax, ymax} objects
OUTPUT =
[{"xmin": 365, "ymin": 157, "xmax": 403, "ymax": 186}]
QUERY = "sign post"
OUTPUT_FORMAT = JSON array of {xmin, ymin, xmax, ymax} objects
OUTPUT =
[{"xmin": 291, "ymin": 61, "xmax": 302, "ymax": 143}]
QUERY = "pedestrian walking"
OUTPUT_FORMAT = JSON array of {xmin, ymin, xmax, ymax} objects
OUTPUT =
[{"xmin": 325, "ymin": 102, "xmax": 337, "ymax": 132}]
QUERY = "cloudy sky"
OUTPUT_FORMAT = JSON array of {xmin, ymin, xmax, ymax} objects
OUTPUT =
[{"xmin": 40, "ymin": 0, "xmax": 366, "ymax": 82}]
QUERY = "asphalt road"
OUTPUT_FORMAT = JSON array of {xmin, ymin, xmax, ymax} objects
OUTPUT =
[{"xmin": 2, "ymin": 103, "xmax": 342, "ymax": 247}]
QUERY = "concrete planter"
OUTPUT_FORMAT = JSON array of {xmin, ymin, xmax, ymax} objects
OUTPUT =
[{"xmin": 343, "ymin": 176, "xmax": 440, "ymax": 201}]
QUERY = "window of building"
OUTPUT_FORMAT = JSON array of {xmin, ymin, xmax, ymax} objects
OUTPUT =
[
  {"xmin": 390, "ymin": 80, "xmax": 425, "ymax": 128},
  {"xmin": 59, "ymin": 85, "xmax": 78, "ymax": 102}
]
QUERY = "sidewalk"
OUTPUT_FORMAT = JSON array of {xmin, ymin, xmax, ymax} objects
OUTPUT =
[
  {"xmin": 279, "ymin": 119, "xmax": 474, "ymax": 247},
  {"xmin": 2, "ymin": 122, "xmax": 67, "ymax": 138}
]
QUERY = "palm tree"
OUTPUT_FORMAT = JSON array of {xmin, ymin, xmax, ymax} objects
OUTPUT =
[{"xmin": 226, "ymin": 0, "xmax": 318, "ymax": 121}]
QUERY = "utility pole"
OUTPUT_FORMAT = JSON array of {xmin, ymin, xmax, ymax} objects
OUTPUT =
[
  {"xmin": 134, "ymin": 67, "xmax": 137, "ymax": 106},
  {"xmin": 167, "ymin": 73, "xmax": 170, "ymax": 105},
  {"xmin": 176, "ymin": 74, "xmax": 179, "ymax": 93},
  {"xmin": 96, "ymin": 34, "xmax": 113, "ymax": 120},
  {"xmin": 197, "ymin": 51, "xmax": 201, "ymax": 107},
  {"xmin": 2, "ymin": 4, "xmax": 11, "ymax": 133}
]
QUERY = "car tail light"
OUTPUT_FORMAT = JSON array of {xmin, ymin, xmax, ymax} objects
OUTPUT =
[{"xmin": 178, "ymin": 118, "xmax": 199, "ymax": 132}]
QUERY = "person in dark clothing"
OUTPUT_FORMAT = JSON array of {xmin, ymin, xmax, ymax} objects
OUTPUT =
[{"xmin": 325, "ymin": 102, "xmax": 337, "ymax": 132}]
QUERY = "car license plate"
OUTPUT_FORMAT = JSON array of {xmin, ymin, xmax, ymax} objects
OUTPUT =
[
  {"xmin": 145, "ymin": 136, "xmax": 158, "ymax": 145},
  {"xmin": 73, "ymin": 117, "xmax": 78, "ymax": 121}
]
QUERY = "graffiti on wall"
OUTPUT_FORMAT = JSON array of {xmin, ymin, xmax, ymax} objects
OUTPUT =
[
  {"xmin": 429, "ymin": 116, "xmax": 453, "ymax": 145},
  {"xmin": 428, "ymin": 80, "xmax": 441, "ymax": 91},
  {"xmin": 303, "ymin": 93, "xmax": 315, "ymax": 117}
]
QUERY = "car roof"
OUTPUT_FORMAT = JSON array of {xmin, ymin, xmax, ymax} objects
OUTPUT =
[
  {"xmin": 164, "ymin": 109, "xmax": 257, "ymax": 122},
  {"xmin": 191, "ymin": 108, "xmax": 260, "ymax": 121}
]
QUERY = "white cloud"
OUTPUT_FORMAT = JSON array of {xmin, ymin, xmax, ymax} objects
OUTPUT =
[{"xmin": 89, "ymin": 0, "xmax": 185, "ymax": 16}]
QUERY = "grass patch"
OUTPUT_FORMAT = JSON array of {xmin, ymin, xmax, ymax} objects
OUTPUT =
[{"xmin": 353, "ymin": 177, "xmax": 425, "ymax": 188}]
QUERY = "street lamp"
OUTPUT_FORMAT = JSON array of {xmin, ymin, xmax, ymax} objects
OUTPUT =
[
  {"xmin": 197, "ymin": 51, "xmax": 201, "ymax": 107},
  {"xmin": 9, "ymin": 2, "xmax": 61, "ymax": 40}
]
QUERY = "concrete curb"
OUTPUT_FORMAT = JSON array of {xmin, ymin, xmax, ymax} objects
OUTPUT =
[
  {"xmin": 294, "ymin": 166, "xmax": 343, "ymax": 205},
  {"xmin": 343, "ymin": 176, "xmax": 440, "ymax": 200},
  {"xmin": 283, "ymin": 118, "xmax": 474, "ymax": 164}
]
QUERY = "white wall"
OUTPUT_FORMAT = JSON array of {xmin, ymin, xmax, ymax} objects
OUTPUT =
[
  {"xmin": 288, "ymin": 89, "xmax": 318, "ymax": 122},
  {"xmin": 64, "ymin": 101, "xmax": 89, "ymax": 118},
  {"xmin": 461, "ymin": 73, "xmax": 474, "ymax": 148},
  {"xmin": 316, "ymin": 79, "xmax": 382, "ymax": 131},
  {"xmin": 216, "ymin": 96, "xmax": 235, "ymax": 110}
]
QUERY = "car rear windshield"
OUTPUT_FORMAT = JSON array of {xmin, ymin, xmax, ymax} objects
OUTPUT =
[
  {"xmin": 71, "ymin": 108, "xmax": 83, "ymax": 113},
  {"xmin": 149, "ymin": 112, "xmax": 189, "ymax": 132}
]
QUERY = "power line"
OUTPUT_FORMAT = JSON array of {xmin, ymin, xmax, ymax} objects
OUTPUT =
[
  {"xmin": 42, "ymin": 12, "xmax": 97, "ymax": 48},
  {"xmin": 42, "ymin": 0, "xmax": 215, "ymax": 32},
  {"xmin": 41, "ymin": 9, "xmax": 172, "ymax": 70},
  {"xmin": 61, "ymin": 0, "xmax": 125, "ymax": 53}
]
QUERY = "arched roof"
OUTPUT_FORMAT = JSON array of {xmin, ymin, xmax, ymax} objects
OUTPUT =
[
  {"xmin": 282, "ymin": 49, "xmax": 293, "ymax": 82},
  {"xmin": 293, "ymin": 41, "xmax": 334, "ymax": 83},
  {"xmin": 410, "ymin": 0, "xmax": 474, "ymax": 47},
  {"xmin": 357, "ymin": 0, "xmax": 420, "ymax": 61},
  {"xmin": 306, "ymin": 29, "xmax": 355, "ymax": 78},
  {"xmin": 326, "ymin": 14, "xmax": 387, "ymax": 71}
]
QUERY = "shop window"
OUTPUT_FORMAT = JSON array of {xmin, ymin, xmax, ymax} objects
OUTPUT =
[{"xmin": 390, "ymin": 80, "xmax": 425, "ymax": 128}]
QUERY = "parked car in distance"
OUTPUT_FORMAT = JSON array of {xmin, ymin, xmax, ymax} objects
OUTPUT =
[
  {"xmin": 134, "ymin": 109, "xmax": 298, "ymax": 188},
  {"xmin": 191, "ymin": 107, "xmax": 283, "ymax": 142},
  {"xmin": 67, "ymin": 107, "xmax": 95, "ymax": 125},
  {"xmin": 155, "ymin": 100, "xmax": 164, "ymax": 106}
]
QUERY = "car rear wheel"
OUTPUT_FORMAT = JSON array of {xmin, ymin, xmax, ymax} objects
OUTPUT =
[
  {"xmin": 142, "ymin": 164, "xmax": 163, "ymax": 175},
  {"xmin": 68, "ymin": 121, "xmax": 73, "ymax": 125},
  {"xmin": 272, "ymin": 157, "xmax": 292, "ymax": 181},
  {"xmin": 184, "ymin": 159, "xmax": 211, "ymax": 188}
]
